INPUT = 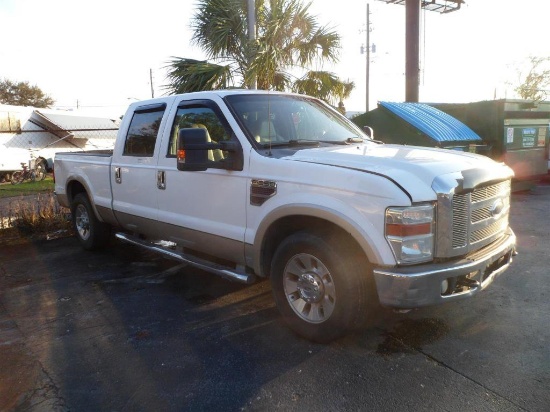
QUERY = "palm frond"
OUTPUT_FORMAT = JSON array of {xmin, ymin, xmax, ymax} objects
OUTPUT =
[
  {"xmin": 292, "ymin": 71, "xmax": 354, "ymax": 105},
  {"xmin": 164, "ymin": 57, "xmax": 235, "ymax": 94},
  {"xmin": 164, "ymin": 0, "xmax": 354, "ymax": 104}
]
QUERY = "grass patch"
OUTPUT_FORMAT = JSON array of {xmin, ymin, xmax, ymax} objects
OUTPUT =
[{"xmin": 0, "ymin": 176, "xmax": 55, "ymax": 198}]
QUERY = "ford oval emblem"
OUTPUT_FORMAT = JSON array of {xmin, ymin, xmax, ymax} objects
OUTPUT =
[{"xmin": 490, "ymin": 199, "xmax": 504, "ymax": 217}]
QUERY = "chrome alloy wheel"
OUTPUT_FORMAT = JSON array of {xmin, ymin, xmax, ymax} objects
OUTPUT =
[
  {"xmin": 283, "ymin": 253, "xmax": 336, "ymax": 323},
  {"xmin": 75, "ymin": 204, "xmax": 91, "ymax": 241}
]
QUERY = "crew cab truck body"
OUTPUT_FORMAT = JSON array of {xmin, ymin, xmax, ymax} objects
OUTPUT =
[{"xmin": 55, "ymin": 90, "xmax": 516, "ymax": 342}]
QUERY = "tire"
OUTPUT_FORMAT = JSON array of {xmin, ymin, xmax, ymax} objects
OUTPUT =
[
  {"xmin": 35, "ymin": 168, "xmax": 45, "ymax": 181},
  {"xmin": 29, "ymin": 171, "xmax": 36, "ymax": 182},
  {"xmin": 71, "ymin": 193, "xmax": 111, "ymax": 250},
  {"xmin": 10, "ymin": 171, "xmax": 23, "ymax": 185},
  {"xmin": 35, "ymin": 160, "xmax": 47, "ymax": 181},
  {"xmin": 270, "ymin": 230, "xmax": 378, "ymax": 342}
]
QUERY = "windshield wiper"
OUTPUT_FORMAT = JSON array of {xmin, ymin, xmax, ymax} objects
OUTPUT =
[
  {"xmin": 318, "ymin": 137, "xmax": 365, "ymax": 145},
  {"xmin": 257, "ymin": 140, "xmax": 320, "ymax": 148},
  {"xmin": 287, "ymin": 140, "xmax": 320, "ymax": 147},
  {"xmin": 263, "ymin": 139, "xmax": 364, "ymax": 148}
]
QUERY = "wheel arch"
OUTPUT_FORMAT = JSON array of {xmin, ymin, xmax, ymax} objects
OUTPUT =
[
  {"xmin": 252, "ymin": 206, "xmax": 385, "ymax": 278},
  {"xmin": 65, "ymin": 178, "xmax": 105, "ymax": 223}
]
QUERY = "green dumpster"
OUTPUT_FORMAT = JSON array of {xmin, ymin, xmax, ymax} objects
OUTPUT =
[{"xmin": 430, "ymin": 99, "xmax": 550, "ymax": 182}]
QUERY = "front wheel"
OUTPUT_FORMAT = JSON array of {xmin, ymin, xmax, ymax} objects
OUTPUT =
[
  {"xmin": 270, "ymin": 230, "xmax": 378, "ymax": 342},
  {"xmin": 71, "ymin": 193, "xmax": 111, "ymax": 250}
]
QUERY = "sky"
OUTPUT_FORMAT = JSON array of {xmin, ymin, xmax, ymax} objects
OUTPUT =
[{"xmin": 1, "ymin": 0, "xmax": 549, "ymax": 118}]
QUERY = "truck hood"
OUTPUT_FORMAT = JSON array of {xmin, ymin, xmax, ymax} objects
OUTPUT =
[{"xmin": 285, "ymin": 143, "xmax": 513, "ymax": 202}]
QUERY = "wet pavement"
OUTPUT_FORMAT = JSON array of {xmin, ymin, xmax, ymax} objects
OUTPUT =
[{"xmin": 0, "ymin": 185, "xmax": 549, "ymax": 411}]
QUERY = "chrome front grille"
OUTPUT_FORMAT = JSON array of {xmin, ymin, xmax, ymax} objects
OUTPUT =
[
  {"xmin": 433, "ymin": 169, "xmax": 513, "ymax": 259},
  {"xmin": 471, "ymin": 206, "xmax": 493, "ymax": 223},
  {"xmin": 470, "ymin": 218, "xmax": 509, "ymax": 244},
  {"xmin": 450, "ymin": 180, "xmax": 511, "ymax": 255},
  {"xmin": 471, "ymin": 181, "xmax": 510, "ymax": 202},
  {"xmin": 451, "ymin": 194, "xmax": 468, "ymax": 248}
]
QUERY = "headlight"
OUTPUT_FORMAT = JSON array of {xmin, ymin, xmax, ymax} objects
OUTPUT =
[{"xmin": 385, "ymin": 204, "xmax": 435, "ymax": 265}]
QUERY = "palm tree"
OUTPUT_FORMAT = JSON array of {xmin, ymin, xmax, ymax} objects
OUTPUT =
[
  {"xmin": 292, "ymin": 71, "xmax": 354, "ymax": 106},
  {"xmin": 165, "ymin": 0, "xmax": 354, "ymax": 105}
]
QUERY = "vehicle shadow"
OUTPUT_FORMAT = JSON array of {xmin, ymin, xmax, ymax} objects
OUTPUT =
[{"xmin": 0, "ymin": 237, "xmax": 472, "ymax": 411}]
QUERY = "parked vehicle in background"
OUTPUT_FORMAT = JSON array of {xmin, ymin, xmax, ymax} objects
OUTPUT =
[{"xmin": 54, "ymin": 90, "xmax": 517, "ymax": 342}]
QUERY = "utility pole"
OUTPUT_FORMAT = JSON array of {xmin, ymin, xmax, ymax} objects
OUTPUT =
[
  {"xmin": 247, "ymin": 0, "xmax": 257, "ymax": 89},
  {"xmin": 366, "ymin": 3, "xmax": 371, "ymax": 112},
  {"xmin": 361, "ymin": 3, "xmax": 373, "ymax": 112},
  {"xmin": 378, "ymin": 0, "xmax": 463, "ymax": 103},
  {"xmin": 150, "ymin": 68, "xmax": 155, "ymax": 98},
  {"xmin": 405, "ymin": 0, "xmax": 420, "ymax": 102}
]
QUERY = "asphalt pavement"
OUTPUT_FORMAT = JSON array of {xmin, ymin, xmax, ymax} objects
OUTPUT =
[{"xmin": 0, "ymin": 184, "xmax": 549, "ymax": 411}]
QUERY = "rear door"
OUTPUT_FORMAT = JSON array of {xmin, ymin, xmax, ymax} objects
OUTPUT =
[{"xmin": 111, "ymin": 101, "xmax": 170, "ymax": 232}]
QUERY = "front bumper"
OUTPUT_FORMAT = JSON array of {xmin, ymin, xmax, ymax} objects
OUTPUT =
[{"xmin": 373, "ymin": 228, "xmax": 516, "ymax": 309}]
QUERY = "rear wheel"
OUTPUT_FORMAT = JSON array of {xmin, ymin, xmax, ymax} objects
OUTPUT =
[
  {"xmin": 71, "ymin": 193, "xmax": 111, "ymax": 250},
  {"xmin": 10, "ymin": 171, "xmax": 23, "ymax": 185},
  {"xmin": 270, "ymin": 230, "xmax": 378, "ymax": 342}
]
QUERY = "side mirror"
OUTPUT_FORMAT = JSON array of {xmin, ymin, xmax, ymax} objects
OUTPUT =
[
  {"xmin": 177, "ymin": 128, "xmax": 209, "ymax": 171},
  {"xmin": 177, "ymin": 128, "xmax": 244, "ymax": 172},
  {"xmin": 363, "ymin": 125, "xmax": 374, "ymax": 139}
]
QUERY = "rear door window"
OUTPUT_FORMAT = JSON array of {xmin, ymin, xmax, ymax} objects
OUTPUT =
[{"xmin": 123, "ymin": 104, "xmax": 166, "ymax": 157}]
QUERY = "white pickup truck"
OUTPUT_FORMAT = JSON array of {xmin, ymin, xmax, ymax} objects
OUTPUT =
[{"xmin": 55, "ymin": 90, "xmax": 516, "ymax": 342}]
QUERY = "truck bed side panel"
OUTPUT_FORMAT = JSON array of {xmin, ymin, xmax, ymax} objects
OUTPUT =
[{"xmin": 55, "ymin": 153, "xmax": 113, "ymax": 222}]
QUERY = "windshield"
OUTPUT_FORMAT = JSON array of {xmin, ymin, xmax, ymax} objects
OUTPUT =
[{"xmin": 225, "ymin": 94, "xmax": 368, "ymax": 146}]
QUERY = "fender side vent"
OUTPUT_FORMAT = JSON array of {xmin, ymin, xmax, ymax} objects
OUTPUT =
[{"xmin": 250, "ymin": 179, "xmax": 277, "ymax": 206}]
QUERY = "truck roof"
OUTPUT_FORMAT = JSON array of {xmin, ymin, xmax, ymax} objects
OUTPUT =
[{"xmin": 129, "ymin": 89, "xmax": 308, "ymax": 106}]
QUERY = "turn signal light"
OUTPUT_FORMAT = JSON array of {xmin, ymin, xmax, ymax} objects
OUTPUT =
[
  {"xmin": 386, "ymin": 223, "xmax": 432, "ymax": 237},
  {"xmin": 177, "ymin": 149, "xmax": 186, "ymax": 162}
]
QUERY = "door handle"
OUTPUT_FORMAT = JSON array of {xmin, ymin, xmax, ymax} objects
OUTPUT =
[
  {"xmin": 157, "ymin": 170, "xmax": 166, "ymax": 190},
  {"xmin": 115, "ymin": 167, "xmax": 122, "ymax": 184}
]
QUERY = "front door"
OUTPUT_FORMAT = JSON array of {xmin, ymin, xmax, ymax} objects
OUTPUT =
[{"xmin": 155, "ymin": 99, "xmax": 248, "ymax": 264}]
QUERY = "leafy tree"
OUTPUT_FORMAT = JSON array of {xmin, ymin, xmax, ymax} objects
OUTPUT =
[
  {"xmin": 165, "ymin": 0, "xmax": 354, "ymax": 105},
  {"xmin": 514, "ymin": 56, "xmax": 550, "ymax": 102},
  {"xmin": 0, "ymin": 79, "xmax": 54, "ymax": 108}
]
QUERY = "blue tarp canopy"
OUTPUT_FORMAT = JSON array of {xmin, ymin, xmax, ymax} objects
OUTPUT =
[{"xmin": 379, "ymin": 101, "xmax": 482, "ymax": 143}]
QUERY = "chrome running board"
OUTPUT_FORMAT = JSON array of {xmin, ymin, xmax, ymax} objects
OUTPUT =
[{"xmin": 115, "ymin": 232, "xmax": 255, "ymax": 284}]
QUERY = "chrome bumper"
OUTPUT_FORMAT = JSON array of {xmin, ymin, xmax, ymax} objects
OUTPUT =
[{"xmin": 373, "ymin": 228, "xmax": 516, "ymax": 309}]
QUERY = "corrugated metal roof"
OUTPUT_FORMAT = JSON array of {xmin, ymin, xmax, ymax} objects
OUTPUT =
[
  {"xmin": 379, "ymin": 101, "xmax": 482, "ymax": 142},
  {"xmin": 29, "ymin": 110, "xmax": 119, "ymax": 141}
]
